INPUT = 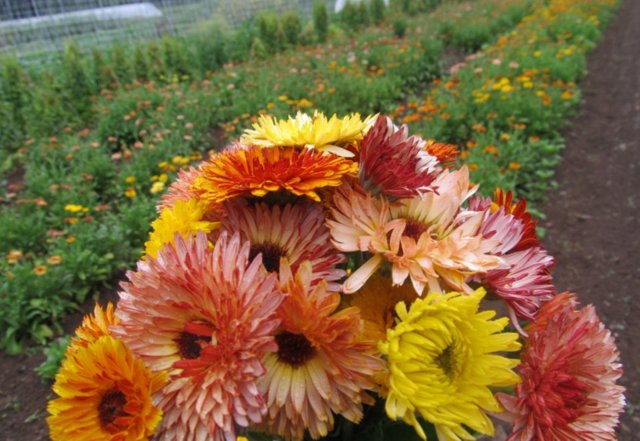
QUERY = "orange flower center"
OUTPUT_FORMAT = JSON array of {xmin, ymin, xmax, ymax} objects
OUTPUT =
[
  {"xmin": 276, "ymin": 331, "xmax": 316, "ymax": 367},
  {"xmin": 98, "ymin": 389, "xmax": 129, "ymax": 431},
  {"xmin": 250, "ymin": 243, "xmax": 287, "ymax": 273},
  {"xmin": 177, "ymin": 321, "xmax": 214, "ymax": 360}
]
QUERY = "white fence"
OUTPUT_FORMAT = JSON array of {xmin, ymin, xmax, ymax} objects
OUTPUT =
[{"xmin": 0, "ymin": 0, "xmax": 335, "ymax": 62}]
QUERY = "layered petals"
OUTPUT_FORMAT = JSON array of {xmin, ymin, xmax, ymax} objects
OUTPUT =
[
  {"xmin": 241, "ymin": 111, "xmax": 376, "ymax": 157},
  {"xmin": 359, "ymin": 115, "xmax": 440, "ymax": 198},
  {"xmin": 257, "ymin": 262, "xmax": 382, "ymax": 440},
  {"xmin": 114, "ymin": 232, "xmax": 283, "ymax": 441},
  {"xmin": 47, "ymin": 336, "xmax": 167, "ymax": 441},
  {"xmin": 194, "ymin": 144, "xmax": 357, "ymax": 203},
  {"xmin": 380, "ymin": 288, "xmax": 521, "ymax": 441},
  {"xmin": 498, "ymin": 293, "xmax": 625, "ymax": 441},
  {"xmin": 217, "ymin": 200, "xmax": 345, "ymax": 289}
]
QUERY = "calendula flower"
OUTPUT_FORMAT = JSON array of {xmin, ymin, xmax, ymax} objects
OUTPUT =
[
  {"xmin": 7, "ymin": 249, "xmax": 23, "ymax": 264},
  {"xmin": 358, "ymin": 115, "xmax": 440, "ymax": 198},
  {"xmin": 381, "ymin": 288, "xmax": 521, "ymax": 441},
  {"xmin": 158, "ymin": 166, "xmax": 201, "ymax": 210},
  {"xmin": 115, "ymin": 232, "xmax": 284, "ymax": 441},
  {"xmin": 257, "ymin": 262, "xmax": 382, "ymax": 440},
  {"xmin": 144, "ymin": 198, "xmax": 218, "ymax": 258},
  {"xmin": 47, "ymin": 336, "xmax": 166, "ymax": 441},
  {"xmin": 329, "ymin": 168, "xmax": 505, "ymax": 295},
  {"xmin": 217, "ymin": 199, "xmax": 345, "ymax": 289},
  {"xmin": 424, "ymin": 140, "xmax": 459, "ymax": 165},
  {"xmin": 47, "ymin": 255, "xmax": 63, "ymax": 265},
  {"xmin": 346, "ymin": 275, "xmax": 417, "ymax": 345},
  {"xmin": 70, "ymin": 302, "xmax": 118, "ymax": 350},
  {"xmin": 498, "ymin": 293, "xmax": 625, "ymax": 441},
  {"xmin": 469, "ymin": 190, "xmax": 555, "ymax": 322},
  {"xmin": 34, "ymin": 265, "xmax": 48, "ymax": 276},
  {"xmin": 241, "ymin": 111, "xmax": 376, "ymax": 157},
  {"xmin": 194, "ymin": 144, "xmax": 357, "ymax": 203}
]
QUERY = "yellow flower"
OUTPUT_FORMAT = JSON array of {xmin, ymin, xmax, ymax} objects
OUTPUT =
[
  {"xmin": 64, "ymin": 204, "xmax": 88, "ymax": 213},
  {"xmin": 149, "ymin": 181, "xmax": 165, "ymax": 194},
  {"xmin": 240, "ymin": 111, "xmax": 377, "ymax": 157},
  {"xmin": 34, "ymin": 265, "xmax": 48, "ymax": 276},
  {"xmin": 144, "ymin": 198, "xmax": 218, "ymax": 258},
  {"xmin": 124, "ymin": 187, "xmax": 137, "ymax": 198},
  {"xmin": 7, "ymin": 249, "xmax": 23, "ymax": 264},
  {"xmin": 125, "ymin": 176, "xmax": 136, "ymax": 184},
  {"xmin": 380, "ymin": 288, "xmax": 521, "ymax": 441}
]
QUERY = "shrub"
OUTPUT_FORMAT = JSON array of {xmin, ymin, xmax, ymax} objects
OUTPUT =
[
  {"xmin": 111, "ymin": 42, "xmax": 131, "ymax": 84},
  {"xmin": 133, "ymin": 44, "xmax": 149, "ymax": 82},
  {"xmin": 370, "ymin": 0, "xmax": 387, "ymax": 24},
  {"xmin": 256, "ymin": 12, "xmax": 286, "ymax": 53},
  {"xmin": 281, "ymin": 11, "xmax": 303, "ymax": 46},
  {"xmin": 61, "ymin": 41, "xmax": 91, "ymax": 118},
  {"xmin": 313, "ymin": 0, "xmax": 329, "ymax": 42},
  {"xmin": 0, "ymin": 56, "xmax": 29, "ymax": 135},
  {"xmin": 393, "ymin": 16, "xmax": 408, "ymax": 38}
]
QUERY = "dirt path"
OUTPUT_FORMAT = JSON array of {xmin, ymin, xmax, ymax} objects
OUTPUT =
[{"xmin": 540, "ymin": 0, "xmax": 640, "ymax": 437}]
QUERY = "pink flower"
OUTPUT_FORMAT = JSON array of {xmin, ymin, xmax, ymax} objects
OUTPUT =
[
  {"xmin": 216, "ymin": 199, "xmax": 345, "ymax": 290},
  {"xmin": 257, "ymin": 261, "xmax": 382, "ymax": 440},
  {"xmin": 358, "ymin": 116, "xmax": 440, "ymax": 199},
  {"xmin": 329, "ymin": 168, "xmax": 506, "ymax": 295},
  {"xmin": 114, "ymin": 232, "xmax": 283, "ymax": 441},
  {"xmin": 470, "ymin": 191, "xmax": 555, "ymax": 322},
  {"xmin": 498, "ymin": 293, "xmax": 625, "ymax": 441}
]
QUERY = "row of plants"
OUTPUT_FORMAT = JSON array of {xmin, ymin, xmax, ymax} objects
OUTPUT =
[
  {"xmin": 396, "ymin": 0, "xmax": 619, "ymax": 208},
  {"xmin": 0, "ymin": 0, "xmax": 534, "ymax": 355},
  {"xmin": 0, "ymin": 0, "xmax": 429, "ymax": 165}
]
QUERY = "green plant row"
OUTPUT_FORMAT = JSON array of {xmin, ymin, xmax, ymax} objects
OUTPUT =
[
  {"xmin": 397, "ymin": 0, "xmax": 620, "ymax": 209},
  {"xmin": 0, "ymin": 0, "xmax": 532, "ymax": 355}
]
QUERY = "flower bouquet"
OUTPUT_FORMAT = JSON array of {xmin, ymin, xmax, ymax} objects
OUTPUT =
[{"xmin": 47, "ymin": 113, "xmax": 625, "ymax": 441}]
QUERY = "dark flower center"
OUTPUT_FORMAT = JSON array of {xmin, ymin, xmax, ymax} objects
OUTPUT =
[
  {"xmin": 435, "ymin": 344, "xmax": 456, "ymax": 377},
  {"xmin": 98, "ymin": 389, "xmax": 128, "ymax": 429},
  {"xmin": 403, "ymin": 219, "xmax": 428, "ymax": 242},
  {"xmin": 250, "ymin": 243, "xmax": 287, "ymax": 273},
  {"xmin": 276, "ymin": 331, "xmax": 316, "ymax": 367},
  {"xmin": 176, "ymin": 321, "xmax": 214, "ymax": 360}
]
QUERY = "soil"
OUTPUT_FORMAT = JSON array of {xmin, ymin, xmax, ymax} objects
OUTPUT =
[
  {"xmin": 1, "ymin": 0, "xmax": 639, "ymax": 439},
  {"xmin": 539, "ymin": 0, "xmax": 640, "ymax": 437}
]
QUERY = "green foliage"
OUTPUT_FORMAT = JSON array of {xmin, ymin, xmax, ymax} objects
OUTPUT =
[
  {"xmin": 133, "ymin": 44, "xmax": 149, "ymax": 82},
  {"xmin": 256, "ymin": 12, "xmax": 287, "ymax": 53},
  {"xmin": 281, "ymin": 11, "xmax": 303, "ymax": 46},
  {"xmin": 391, "ymin": 0, "xmax": 441, "ymax": 14},
  {"xmin": 341, "ymin": 2, "xmax": 365, "ymax": 31},
  {"xmin": 27, "ymin": 71, "xmax": 67, "ymax": 135},
  {"xmin": 370, "ymin": 0, "xmax": 387, "ymax": 24},
  {"xmin": 36, "ymin": 336, "xmax": 70, "ymax": 380},
  {"xmin": 111, "ymin": 42, "xmax": 131, "ymax": 84},
  {"xmin": 393, "ymin": 17, "xmax": 408, "ymax": 38},
  {"xmin": 0, "ymin": 56, "xmax": 30, "ymax": 136},
  {"xmin": 61, "ymin": 41, "xmax": 90, "ymax": 118},
  {"xmin": 313, "ymin": 0, "xmax": 329, "ymax": 42}
]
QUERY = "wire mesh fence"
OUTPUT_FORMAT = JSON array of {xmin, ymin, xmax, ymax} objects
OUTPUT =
[{"xmin": 0, "ymin": 0, "xmax": 336, "ymax": 63}]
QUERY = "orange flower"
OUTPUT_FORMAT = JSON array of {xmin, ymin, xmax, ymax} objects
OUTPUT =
[
  {"xmin": 71, "ymin": 303, "xmax": 119, "ymax": 350},
  {"xmin": 424, "ymin": 141, "xmax": 459, "ymax": 165},
  {"xmin": 195, "ymin": 144, "xmax": 357, "ymax": 203},
  {"xmin": 34, "ymin": 265, "xmax": 48, "ymax": 276},
  {"xmin": 47, "ymin": 255, "xmax": 63, "ymax": 265},
  {"xmin": 47, "ymin": 336, "xmax": 166, "ymax": 441}
]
